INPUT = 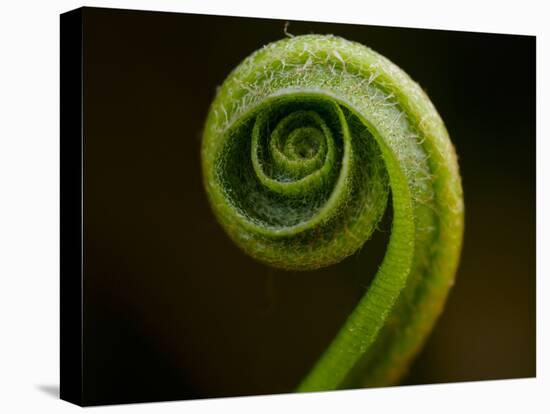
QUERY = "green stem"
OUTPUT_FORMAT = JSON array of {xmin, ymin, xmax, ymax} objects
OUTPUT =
[{"xmin": 202, "ymin": 35, "xmax": 464, "ymax": 391}]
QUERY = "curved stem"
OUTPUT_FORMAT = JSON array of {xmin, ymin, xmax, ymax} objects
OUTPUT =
[{"xmin": 202, "ymin": 35, "xmax": 464, "ymax": 391}]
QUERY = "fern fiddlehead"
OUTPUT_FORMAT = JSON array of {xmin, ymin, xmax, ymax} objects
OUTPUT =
[{"xmin": 201, "ymin": 34, "xmax": 464, "ymax": 391}]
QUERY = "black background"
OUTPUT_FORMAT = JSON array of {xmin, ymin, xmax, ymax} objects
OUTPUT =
[{"xmin": 80, "ymin": 7, "xmax": 535, "ymax": 405}]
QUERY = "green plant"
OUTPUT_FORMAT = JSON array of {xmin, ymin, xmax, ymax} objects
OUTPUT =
[{"xmin": 201, "ymin": 34, "xmax": 464, "ymax": 391}]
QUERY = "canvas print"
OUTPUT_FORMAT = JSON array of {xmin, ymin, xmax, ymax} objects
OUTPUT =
[{"xmin": 60, "ymin": 6, "xmax": 535, "ymax": 406}]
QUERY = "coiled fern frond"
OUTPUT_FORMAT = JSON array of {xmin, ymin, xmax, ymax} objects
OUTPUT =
[{"xmin": 202, "ymin": 34, "xmax": 464, "ymax": 391}]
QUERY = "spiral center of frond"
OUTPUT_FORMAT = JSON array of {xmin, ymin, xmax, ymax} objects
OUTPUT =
[{"xmin": 210, "ymin": 93, "xmax": 389, "ymax": 269}]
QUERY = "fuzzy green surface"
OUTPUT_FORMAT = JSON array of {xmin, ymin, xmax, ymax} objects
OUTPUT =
[{"xmin": 201, "ymin": 35, "xmax": 463, "ymax": 390}]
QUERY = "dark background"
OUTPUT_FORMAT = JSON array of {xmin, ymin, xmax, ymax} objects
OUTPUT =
[{"xmin": 81, "ymin": 7, "xmax": 536, "ymax": 405}]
